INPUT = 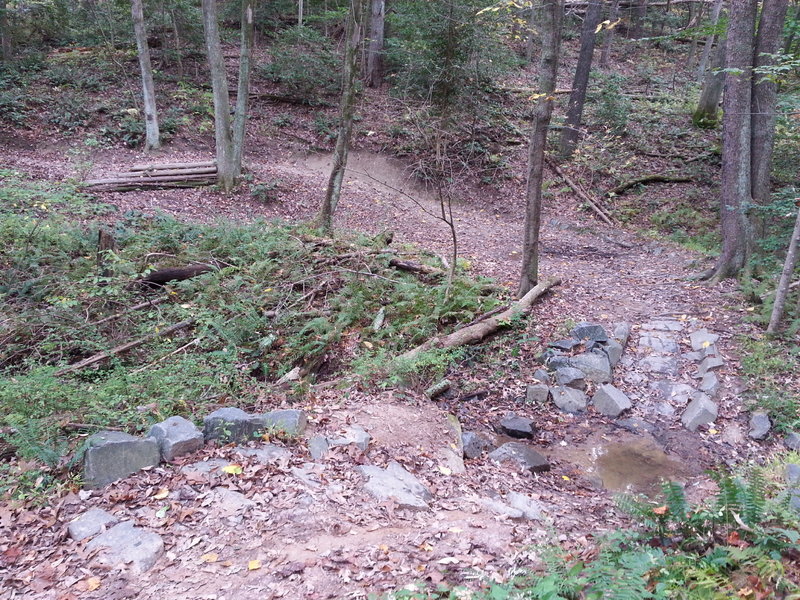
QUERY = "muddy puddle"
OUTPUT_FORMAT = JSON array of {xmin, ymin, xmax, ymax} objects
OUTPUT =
[{"xmin": 553, "ymin": 432, "xmax": 693, "ymax": 496}]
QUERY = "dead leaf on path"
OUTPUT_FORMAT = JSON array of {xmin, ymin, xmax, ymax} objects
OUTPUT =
[
  {"xmin": 200, "ymin": 552, "xmax": 219, "ymax": 563},
  {"xmin": 222, "ymin": 464, "xmax": 243, "ymax": 475},
  {"xmin": 86, "ymin": 576, "xmax": 101, "ymax": 591},
  {"xmin": 153, "ymin": 488, "xmax": 170, "ymax": 500},
  {"xmin": 248, "ymin": 559, "xmax": 262, "ymax": 570}
]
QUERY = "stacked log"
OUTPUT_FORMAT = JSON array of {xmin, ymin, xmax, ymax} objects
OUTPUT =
[{"xmin": 82, "ymin": 160, "xmax": 217, "ymax": 192}]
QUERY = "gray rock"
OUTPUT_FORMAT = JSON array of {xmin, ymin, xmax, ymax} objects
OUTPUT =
[
  {"xmin": 506, "ymin": 491, "xmax": 544, "ymax": 520},
  {"xmin": 180, "ymin": 458, "xmax": 230, "ymax": 478},
  {"xmin": 68, "ymin": 508, "xmax": 118, "ymax": 541},
  {"xmin": 548, "ymin": 339, "xmax": 582, "ymax": 351},
  {"xmin": 638, "ymin": 333, "xmax": 679, "ymax": 354},
  {"xmin": 532, "ymin": 369, "xmax": 551, "ymax": 384},
  {"xmin": 462, "ymin": 432, "xmax": 495, "ymax": 459},
  {"xmin": 439, "ymin": 416, "xmax": 466, "ymax": 475},
  {"xmin": 148, "ymin": 416, "xmax": 204, "ymax": 462},
  {"xmin": 545, "ymin": 354, "xmax": 572, "ymax": 370},
  {"xmin": 308, "ymin": 435, "xmax": 330, "ymax": 460},
  {"xmin": 616, "ymin": 418, "xmax": 657, "ymax": 435},
  {"xmin": 359, "ymin": 461, "xmax": 432, "ymax": 510},
  {"xmin": 654, "ymin": 402, "xmax": 676, "ymax": 417},
  {"xmin": 612, "ymin": 322, "xmax": 632, "ymax": 347},
  {"xmin": 488, "ymin": 442, "xmax": 550, "ymax": 473},
  {"xmin": 699, "ymin": 372, "xmax": 720, "ymax": 396},
  {"xmin": 639, "ymin": 355, "xmax": 679, "ymax": 376},
  {"xmin": 213, "ymin": 487, "xmax": 255, "ymax": 516},
  {"xmin": 86, "ymin": 521, "xmax": 164, "ymax": 573},
  {"xmin": 570, "ymin": 322, "xmax": 608, "ymax": 342},
  {"xmin": 291, "ymin": 462, "xmax": 324, "ymax": 489},
  {"xmin": 592, "ymin": 384, "xmax": 632, "ymax": 418},
  {"xmin": 786, "ymin": 464, "xmax": 800, "ymax": 486},
  {"xmin": 722, "ymin": 424, "xmax": 746, "ymax": 446},
  {"xmin": 748, "ymin": 412, "xmax": 771, "ymax": 440},
  {"xmin": 499, "ymin": 413, "xmax": 535, "ymax": 439},
  {"xmin": 642, "ymin": 320, "xmax": 683, "ymax": 332},
  {"xmin": 791, "ymin": 489, "xmax": 800, "ymax": 513},
  {"xmin": 83, "ymin": 432, "xmax": 160, "ymax": 489},
  {"xmin": 785, "ymin": 432, "xmax": 800, "ymax": 451},
  {"xmin": 555, "ymin": 367, "xmax": 587, "ymax": 390},
  {"xmin": 252, "ymin": 409, "xmax": 308, "ymax": 437},
  {"xmin": 481, "ymin": 497, "xmax": 524, "ymax": 519},
  {"xmin": 690, "ymin": 329, "xmax": 720, "ymax": 351},
  {"xmin": 570, "ymin": 351, "xmax": 612, "ymax": 383},
  {"xmin": 204, "ymin": 407, "xmax": 256, "ymax": 443},
  {"xmin": 526, "ymin": 383, "xmax": 550, "ymax": 404},
  {"xmin": 696, "ymin": 356, "xmax": 725, "ymax": 378},
  {"xmin": 682, "ymin": 351, "xmax": 704, "ymax": 362},
  {"xmin": 598, "ymin": 339, "xmax": 624, "ymax": 368},
  {"xmin": 681, "ymin": 396, "xmax": 718, "ymax": 431},
  {"xmin": 328, "ymin": 425, "xmax": 371, "ymax": 451},
  {"xmin": 235, "ymin": 444, "xmax": 291, "ymax": 463},
  {"xmin": 651, "ymin": 382, "xmax": 694, "ymax": 406},
  {"xmin": 551, "ymin": 386, "xmax": 588, "ymax": 413}
]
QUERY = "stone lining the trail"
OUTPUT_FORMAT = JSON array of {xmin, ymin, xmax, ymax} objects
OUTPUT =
[
  {"xmin": 85, "ymin": 521, "xmax": 164, "ymax": 573},
  {"xmin": 489, "ymin": 442, "xmax": 550, "ymax": 473},
  {"xmin": 148, "ymin": 416, "xmax": 203, "ymax": 462},
  {"xmin": 358, "ymin": 461, "xmax": 432, "ymax": 510},
  {"xmin": 67, "ymin": 507, "xmax": 118, "ymax": 542},
  {"xmin": 83, "ymin": 431, "xmax": 160, "ymax": 489}
]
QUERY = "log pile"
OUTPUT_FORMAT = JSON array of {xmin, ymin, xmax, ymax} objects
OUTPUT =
[{"xmin": 82, "ymin": 160, "xmax": 217, "ymax": 192}]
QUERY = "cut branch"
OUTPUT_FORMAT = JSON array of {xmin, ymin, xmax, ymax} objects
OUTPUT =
[
  {"xmin": 546, "ymin": 159, "xmax": 615, "ymax": 226},
  {"xmin": 388, "ymin": 259, "xmax": 444, "ymax": 277},
  {"xmin": 139, "ymin": 263, "xmax": 218, "ymax": 287},
  {"xmin": 607, "ymin": 174, "xmax": 694, "ymax": 196}
]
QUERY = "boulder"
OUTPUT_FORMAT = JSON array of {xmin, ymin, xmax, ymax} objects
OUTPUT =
[
  {"xmin": 252, "ymin": 409, "xmax": 308, "ymax": 437},
  {"xmin": 598, "ymin": 339, "xmax": 624, "ymax": 368},
  {"xmin": 748, "ymin": 412, "xmax": 771, "ymax": 441},
  {"xmin": 86, "ymin": 521, "xmax": 164, "ymax": 573},
  {"xmin": 612, "ymin": 322, "xmax": 632, "ymax": 347},
  {"xmin": 551, "ymin": 386, "xmax": 588, "ymax": 413},
  {"xmin": 499, "ymin": 413, "xmax": 535, "ymax": 439},
  {"xmin": 488, "ymin": 442, "xmax": 550, "ymax": 473},
  {"xmin": 592, "ymin": 384, "xmax": 632, "ymax": 418},
  {"xmin": 554, "ymin": 367, "xmax": 587, "ymax": 390},
  {"xmin": 570, "ymin": 351, "xmax": 612, "ymax": 383},
  {"xmin": 328, "ymin": 425, "xmax": 371, "ymax": 451},
  {"xmin": 203, "ymin": 407, "xmax": 256, "ymax": 443},
  {"xmin": 83, "ymin": 432, "xmax": 160, "ymax": 489},
  {"xmin": 681, "ymin": 395, "xmax": 718, "ymax": 431},
  {"xmin": 570, "ymin": 322, "xmax": 608, "ymax": 342},
  {"xmin": 699, "ymin": 372, "xmax": 720, "ymax": 396},
  {"xmin": 149, "ymin": 416, "xmax": 204, "ymax": 462},
  {"xmin": 462, "ymin": 432, "xmax": 495, "ymax": 459},
  {"xmin": 68, "ymin": 508, "xmax": 118, "ymax": 542},
  {"xmin": 532, "ymin": 369, "xmax": 551, "ymax": 385},
  {"xmin": 359, "ymin": 461, "xmax": 432, "ymax": 510},
  {"xmin": 548, "ymin": 339, "xmax": 582, "ymax": 351},
  {"xmin": 526, "ymin": 383, "xmax": 550, "ymax": 404},
  {"xmin": 689, "ymin": 329, "xmax": 720, "ymax": 351}
]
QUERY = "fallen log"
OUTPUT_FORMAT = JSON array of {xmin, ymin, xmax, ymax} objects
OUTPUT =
[
  {"xmin": 139, "ymin": 263, "xmax": 218, "ymax": 287},
  {"xmin": 397, "ymin": 277, "xmax": 560, "ymax": 362},
  {"xmin": 83, "ymin": 297, "xmax": 168, "ymax": 328},
  {"xmin": 130, "ymin": 160, "xmax": 216, "ymax": 171},
  {"xmin": 83, "ymin": 177, "xmax": 217, "ymax": 192},
  {"xmin": 546, "ymin": 159, "xmax": 615, "ymax": 226},
  {"xmin": 606, "ymin": 174, "xmax": 694, "ymax": 196},
  {"xmin": 388, "ymin": 259, "xmax": 444, "ymax": 277},
  {"xmin": 55, "ymin": 319, "xmax": 195, "ymax": 376}
]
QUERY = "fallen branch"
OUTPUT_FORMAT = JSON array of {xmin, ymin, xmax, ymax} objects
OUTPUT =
[
  {"xmin": 139, "ymin": 263, "xmax": 218, "ymax": 287},
  {"xmin": 130, "ymin": 160, "xmax": 216, "ymax": 171},
  {"xmin": 398, "ymin": 277, "xmax": 560, "ymax": 362},
  {"xmin": 55, "ymin": 319, "xmax": 194, "ymax": 376},
  {"xmin": 84, "ymin": 297, "xmax": 168, "ymax": 328},
  {"xmin": 546, "ymin": 159, "xmax": 615, "ymax": 226},
  {"xmin": 388, "ymin": 259, "xmax": 444, "ymax": 277},
  {"xmin": 606, "ymin": 174, "xmax": 694, "ymax": 197}
]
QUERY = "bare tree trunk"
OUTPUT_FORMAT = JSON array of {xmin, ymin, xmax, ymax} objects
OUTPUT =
[
  {"xmin": 298, "ymin": 0, "xmax": 304, "ymax": 26},
  {"xmin": 365, "ymin": 0, "xmax": 385, "ymax": 86},
  {"xmin": 131, "ymin": 0, "xmax": 160, "ymax": 151},
  {"xmin": 201, "ymin": 0, "xmax": 235, "ymax": 191},
  {"xmin": 232, "ymin": 0, "xmax": 255, "ymax": 173},
  {"xmin": 696, "ymin": 0, "xmax": 723, "ymax": 78},
  {"xmin": 559, "ymin": 0, "xmax": 603, "ymax": 158},
  {"xmin": 525, "ymin": 2, "xmax": 538, "ymax": 64},
  {"xmin": 692, "ymin": 21, "xmax": 726, "ymax": 127},
  {"xmin": 767, "ymin": 207, "xmax": 800, "ymax": 333},
  {"xmin": 631, "ymin": 0, "xmax": 647, "ymax": 37},
  {"xmin": 519, "ymin": 0, "xmax": 563, "ymax": 297},
  {"xmin": 599, "ymin": 0, "xmax": 620, "ymax": 69},
  {"xmin": 707, "ymin": 0, "xmax": 756, "ymax": 281},
  {"xmin": 751, "ymin": 0, "xmax": 789, "ymax": 236},
  {"xmin": 317, "ymin": 0, "xmax": 367, "ymax": 234},
  {"xmin": 0, "ymin": 5, "xmax": 12, "ymax": 61}
]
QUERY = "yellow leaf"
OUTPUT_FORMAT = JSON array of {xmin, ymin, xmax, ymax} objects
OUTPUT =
[
  {"xmin": 709, "ymin": 429, "xmax": 718, "ymax": 435},
  {"xmin": 653, "ymin": 505, "xmax": 669, "ymax": 515},
  {"xmin": 86, "ymin": 577, "xmax": 101, "ymax": 591},
  {"xmin": 200, "ymin": 552, "xmax": 219, "ymax": 563},
  {"xmin": 153, "ymin": 487, "xmax": 170, "ymax": 500},
  {"xmin": 363, "ymin": 341, "xmax": 374, "ymax": 349},
  {"xmin": 702, "ymin": 341, "xmax": 711, "ymax": 348},
  {"xmin": 562, "ymin": 475, "xmax": 571, "ymax": 481},
  {"xmin": 419, "ymin": 543, "xmax": 434, "ymax": 552},
  {"xmin": 448, "ymin": 527, "xmax": 463, "ymax": 533},
  {"xmin": 438, "ymin": 466, "xmax": 452, "ymax": 476},
  {"xmin": 222, "ymin": 464, "xmax": 243, "ymax": 475},
  {"xmin": 378, "ymin": 544, "xmax": 389, "ymax": 552},
  {"xmin": 248, "ymin": 559, "xmax": 262, "ymax": 570}
]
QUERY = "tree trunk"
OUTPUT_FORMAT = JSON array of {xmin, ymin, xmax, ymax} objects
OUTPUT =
[
  {"xmin": 696, "ymin": 0, "xmax": 723, "ymax": 78},
  {"xmin": 298, "ymin": 0, "xmax": 304, "ymax": 26},
  {"xmin": 709, "ymin": 0, "xmax": 757, "ymax": 281},
  {"xmin": 599, "ymin": 0, "xmax": 620, "ymax": 69},
  {"xmin": 0, "ymin": 5, "xmax": 12, "ymax": 61},
  {"xmin": 767, "ymin": 207, "xmax": 800, "ymax": 334},
  {"xmin": 365, "ymin": 0, "xmax": 385, "ymax": 86},
  {"xmin": 750, "ymin": 0, "xmax": 789, "ymax": 234},
  {"xmin": 316, "ymin": 0, "xmax": 367, "ymax": 234},
  {"xmin": 631, "ymin": 0, "xmax": 647, "ymax": 37},
  {"xmin": 519, "ymin": 0, "xmax": 563, "ymax": 297},
  {"xmin": 131, "ymin": 0, "xmax": 160, "ymax": 151},
  {"xmin": 232, "ymin": 0, "xmax": 255, "ymax": 173},
  {"xmin": 559, "ymin": 0, "xmax": 603, "ymax": 158},
  {"xmin": 692, "ymin": 20, "xmax": 726, "ymax": 128},
  {"xmin": 525, "ymin": 2, "xmax": 538, "ymax": 63},
  {"xmin": 201, "ymin": 0, "xmax": 235, "ymax": 191}
]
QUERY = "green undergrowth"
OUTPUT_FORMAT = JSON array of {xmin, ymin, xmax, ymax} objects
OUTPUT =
[
  {"xmin": 384, "ymin": 470, "xmax": 800, "ymax": 600},
  {"xmin": 0, "ymin": 171, "xmax": 504, "ymax": 494},
  {"xmin": 739, "ymin": 337, "xmax": 800, "ymax": 433}
]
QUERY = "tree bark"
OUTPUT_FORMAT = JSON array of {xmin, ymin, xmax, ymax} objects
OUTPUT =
[
  {"xmin": 599, "ymin": 0, "xmax": 620, "ymax": 69},
  {"xmin": 232, "ymin": 0, "xmax": 255, "ymax": 173},
  {"xmin": 631, "ymin": 0, "xmax": 647, "ymax": 37},
  {"xmin": 317, "ymin": 0, "xmax": 368, "ymax": 234},
  {"xmin": 696, "ymin": 0, "xmax": 723, "ymax": 78},
  {"xmin": 709, "ymin": 0, "xmax": 757, "ymax": 280},
  {"xmin": 0, "ymin": 4, "xmax": 12, "ymax": 61},
  {"xmin": 518, "ymin": 0, "xmax": 563, "ymax": 297},
  {"xmin": 559, "ymin": 0, "xmax": 603, "ymax": 157},
  {"xmin": 692, "ymin": 18, "xmax": 726, "ymax": 127},
  {"xmin": 525, "ymin": 2, "xmax": 539, "ymax": 63},
  {"xmin": 365, "ymin": 0, "xmax": 385, "ymax": 86},
  {"xmin": 767, "ymin": 207, "xmax": 800, "ymax": 334},
  {"xmin": 131, "ymin": 0, "xmax": 161, "ymax": 151},
  {"xmin": 201, "ymin": 0, "xmax": 235, "ymax": 191}
]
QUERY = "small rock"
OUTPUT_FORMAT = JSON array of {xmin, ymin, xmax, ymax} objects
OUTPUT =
[
  {"xmin": 696, "ymin": 355, "xmax": 725, "ymax": 378},
  {"xmin": 359, "ymin": 461, "xmax": 432, "ymax": 510},
  {"xmin": 252, "ymin": 409, "xmax": 308, "ymax": 437},
  {"xmin": 204, "ymin": 407, "xmax": 256, "ymax": 443},
  {"xmin": 506, "ymin": 491, "xmax": 544, "ymax": 520},
  {"xmin": 291, "ymin": 462, "xmax": 324, "ymax": 489},
  {"xmin": 180, "ymin": 458, "xmax": 230, "ymax": 478},
  {"xmin": 654, "ymin": 402, "xmax": 676, "ymax": 417},
  {"xmin": 570, "ymin": 351, "xmax": 612, "ymax": 383},
  {"xmin": 213, "ymin": 487, "xmax": 255, "ymax": 516},
  {"xmin": 526, "ymin": 383, "xmax": 550, "ymax": 404},
  {"xmin": 68, "ymin": 508, "xmax": 118, "ymax": 542},
  {"xmin": 786, "ymin": 464, "xmax": 800, "ymax": 486},
  {"xmin": 488, "ymin": 442, "xmax": 550, "ymax": 473},
  {"xmin": 639, "ymin": 355, "xmax": 679, "ymax": 376},
  {"xmin": 616, "ymin": 418, "xmax": 657, "ymax": 435},
  {"xmin": 86, "ymin": 521, "xmax": 164, "ymax": 573},
  {"xmin": 480, "ymin": 497, "xmax": 523, "ymax": 519},
  {"xmin": 785, "ymin": 432, "xmax": 800, "ymax": 451},
  {"xmin": 623, "ymin": 371, "xmax": 647, "ymax": 385},
  {"xmin": 650, "ymin": 382, "xmax": 694, "ymax": 406},
  {"xmin": 592, "ymin": 384, "xmax": 632, "ymax": 418},
  {"xmin": 328, "ymin": 425, "xmax": 371, "ymax": 451},
  {"xmin": 690, "ymin": 329, "xmax": 720, "ymax": 352},
  {"xmin": 235, "ymin": 444, "xmax": 291, "ymax": 463},
  {"xmin": 699, "ymin": 372, "xmax": 720, "ymax": 396},
  {"xmin": 598, "ymin": 339, "xmax": 624, "ymax": 368},
  {"xmin": 551, "ymin": 386, "xmax": 588, "ymax": 413},
  {"xmin": 499, "ymin": 413, "xmax": 535, "ymax": 439},
  {"xmin": 548, "ymin": 339, "xmax": 582, "ymax": 351},
  {"xmin": 532, "ymin": 369, "xmax": 551, "ymax": 384},
  {"xmin": 642, "ymin": 320, "xmax": 683, "ymax": 332},
  {"xmin": 722, "ymin": 424, "xmax": 746, "ymax": 446},
  {"xmin": 83, "ymin": 431, "xmax": 160, "ymax": 489},
  {"xmin": 638, "ymin": 333, "xmax": 679, "ymax": 354},
  {"xmin": 462, "ymin": 432, "xmax": 495, "ymax": 459},
  {"xmin": 682, "ymin": 351, "xmax": 704, "ymax": 362},
  {"xmin": 554, "ymin": 367, "xmax": 587, "ymax": 390},
  {"xmin": 544, "ymin": 353, "xmax": 571, "ymax": 370},
  {"xmin": 748, "ymin": 412, "xmax": 771, "ymax": 441},
  {"xmin": 681, "ymin": 396, "xmax": 718, "ymax": 431},
  {"xmin": 308, "ymin": 436, "xmax": 330, "ymax": 460},
  {"xmin": 149, "ymin": 416, "xmax": 204, "ymax": 462},
  {"xmin": 612, "ymin": 322, "xmax": 632, "ymax": 347},
  {"xmin": 570, "ymin": 322, "xmax": 608, "ymax": 342}
]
